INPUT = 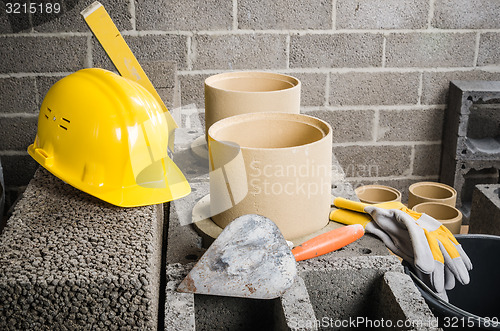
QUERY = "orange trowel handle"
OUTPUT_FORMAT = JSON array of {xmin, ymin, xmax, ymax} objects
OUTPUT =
[{"xmin": 292, "ymin": 224, "xmax": 365, "ymax": 261}]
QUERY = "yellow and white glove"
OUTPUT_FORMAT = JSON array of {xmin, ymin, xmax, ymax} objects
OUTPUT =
[{"xmin": 330, "ymin": 197, "xmax": 472, "ymax": 298}]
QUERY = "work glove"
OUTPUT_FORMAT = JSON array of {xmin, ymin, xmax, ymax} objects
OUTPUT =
[{"xmin": 330, "ymin": 198, "xmax": 472, "ymax": 299}]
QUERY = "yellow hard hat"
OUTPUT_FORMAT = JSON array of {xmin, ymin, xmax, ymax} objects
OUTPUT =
[{"xmin": 28, "ymin": 68, "xmax": 191, "ymax": 207}]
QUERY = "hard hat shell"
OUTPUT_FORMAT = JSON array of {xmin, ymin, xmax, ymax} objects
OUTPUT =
[{"xmin": 28, "ymin": 68, "xmax": 190, "ymax": 207}]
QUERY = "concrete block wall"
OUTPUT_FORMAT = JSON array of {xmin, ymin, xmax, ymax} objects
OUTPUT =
[{"xmin": 2, "ymin": 0, "xmax": 500, "ymax": 211}]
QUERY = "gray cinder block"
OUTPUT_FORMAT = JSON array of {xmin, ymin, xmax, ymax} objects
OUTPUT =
[
  {"xmin": 0, "ymin": 169, "xmax": 163, "ymax": 329},
  {"xmin": 421, "ymin": 71, "xmax": 500, "ymax": 105},
  {"xmin": 303, "ymin": 109, "xmax": 375, "ymax": 143},
  {"xmin": 329, "ymin": 72, "xmax": 420, "ymax": 106},
  {"xmin": 385, "ymin": 32, "xmax": 476, "ymax": 68},
  {"xmin": 413, "ymin": 144, "xmax": 443, "ymax": 177},
  {"xmin": 477, "ymin": 33, "xmax": 500, "ymax": 66},
  {"xmin": 32, "ymin": 0, "xmax": 132, "ymax": 33},
  {"xmin": 238, "ymin": 0, "xmax": 331, "ymax": 30},
  {"xmin": 0, "ymin": 116, "xmax": 37, "ymax": 151},
  {"xmin": 290, "ymin": 72, "xmax": 327, "ymax": 107},
  {"xmin": 440, "ymin": 80, "xmax": 500, "ymax": 213},
  {"xmin": 136, "ymin": 0, "xmax": 232, "ymax": 31},
  {"xmin": 469, "ymin": 184, "xmax": 500, "ymax": 235},
  {"xmin": 377, "ymin": 109, "xmax": 444, "ymax": 142},
  {"xmin": 290, "ymin": 33, "xmax": 383, "ymax": 68},
  {"xmin": 334, "ymin": 145, "xmax": 412, "ymax": 177},
  {"xmin": 0, "ymin": 36, "xmax": 87, "ymax": 73},
  {"xmin": 191, "ymin": 34, "xmax": 288, "ymax": 70},
  {"xmin": 0, "ymin": 77, "xmax": 37, "ymax": 114},
  {"xmin": 336, "ymin": 0, "xmax": 429, "ymax": 30},
  {"xmin": 432, "ymin": 0, "xmax": 500, "ymax": 29},
  {"xmin": 178, "ymin": 73, "xmax": 211, "ymax": 109}
]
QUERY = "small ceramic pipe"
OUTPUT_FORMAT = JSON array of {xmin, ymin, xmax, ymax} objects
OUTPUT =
[
  {"xmin": 354, "ymin": 185, "xmax": 402, "ymax": 204},
  {"xmin": 412, "ymin": 202, "xmax": 463, "ymax": 234},
  {"xmin": 208, "ymin": 112, "xmax": 332, "ymax": 240},
  {"xmin": 408, "ymin": 181, "xmax": 457, "ymax": 209},
  {"xmin": 204, "ymin": 71, "xmax": 301, "ymax": 140}
]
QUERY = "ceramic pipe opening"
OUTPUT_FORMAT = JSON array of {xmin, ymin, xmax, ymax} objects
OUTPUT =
[
  {"xmin": 410, "ymin": 184, "xmax": 455, "ymax": 200},
  {"xmin": 355, "ymin": 185, "xmax": 401, "ymax": 204},
  {"xmin": 413, "ymin": 202, "xmax": 460, "ymax": 221},
  {"xmin": 205, "ymin": 72, "xmax": 300, "ymax": 93}
]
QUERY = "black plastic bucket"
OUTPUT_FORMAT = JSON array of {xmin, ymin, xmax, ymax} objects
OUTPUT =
[{"xmin": 406, "ymin": 234, "xmax": 500, "ymax": 330}]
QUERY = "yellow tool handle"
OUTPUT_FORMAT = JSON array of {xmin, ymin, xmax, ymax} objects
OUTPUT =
[
  {"xmin": 81, "ymin": 1, "xmax": 178, "ymax": 149},
  {"xmin": 333, "ymin": 197, "xmax": 370, "ymax": 214}
]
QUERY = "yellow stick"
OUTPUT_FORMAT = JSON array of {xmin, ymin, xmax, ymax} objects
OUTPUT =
[{"xmin": 81, "ymin": 1, "xmax": 178, "ymax": 149}]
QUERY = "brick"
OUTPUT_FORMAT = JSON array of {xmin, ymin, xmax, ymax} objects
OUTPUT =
[
  {"xmin": 1, "ymin": 154, "xmax": 38, "ymax": 186},
  {"xmin": 385, "ymin": 33, "xmax": 476, "ymax": 68},
  {"xmin": 238, "ymin": 0, "xmax": 331, "ymax": 30},
  {"xmin": 0, "ymin": 36, "xmax": 87, "ymax": 73},
  {"xmin": 0, "ymin": 77, "xmax": 37, "ymax": 113},
  {"xmin": 330, "ymin": 72, "xmax": 420, "ymax": 106},
  {"xmin": 304, "ymin": 109, "xmax": 374, "ymax": 143},
  {"xmin": 36, "ymin": 76, "xmax": 64, "ymax": 108},
  {"xmin": 0, "ymin": 1, "xmax": 31, "ymax": 33},
  {"xmin": 421, "ymin": 70, "xmax": 500, "ymax": 105},
  {"xmin": 93, "ymin": 35, "xmax": 188, "ymax": 70},
  {"xmin": 136, "ymin": 0, "xmax": 232, "ymax": 31},
  {"xmin": 336, "ymin": 0, "xmax": 428, "ymax": 29},
  {"xmin": 413, "ymin": 144, "xmax": 442, "ymax": 177},
  {"xmin": 290, "ymin": 33, "xmax": 383, "ymax": 68},
  {"xmin": 289, "ymin": 72, "xmax": 326, "ymax": 107},
  {"xmin": 178, "ymin": 73, "xmax": 210, "ymax": 108},
  {"xmin": 142, "ymin": 61, "xmax": 179, "ymax": 109},
  {"xmin": 478, "ymin": 33, "xmax": 500, "ymax": 66},
  {"xmin": 334, "ymin": 145, "xmax": 412, "ymax": 177},
  {"xmin": 0, "ymin": 116, "xmax": 38, "ymax": 150},
  {"xmin": 377, "ymin": 108, "xmax": 444, "ymax": 142},
  {"xmin": 192, "ymin": 34, "xmax": 287, "ymax": 70},
  {"xmin": 432, "ymin": 0, "xmax": 500, "ymax": 29},
  {"xmin": 33, "ymin": 0, "xmax": 132, "ymax": 32}
]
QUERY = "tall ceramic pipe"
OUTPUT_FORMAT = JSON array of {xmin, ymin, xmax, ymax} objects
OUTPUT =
[
  {"xmin": 208, "ymin": 112, "xmax": 332, "ymax": 240},
  {"xmin": 204, "ymin": 72, "xmax": 301, "ymax": 140}
]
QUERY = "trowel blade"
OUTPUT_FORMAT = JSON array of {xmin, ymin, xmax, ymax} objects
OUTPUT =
[{"xmin": 177, "ymin": 214, "xmax": 297, "ymax": 299}]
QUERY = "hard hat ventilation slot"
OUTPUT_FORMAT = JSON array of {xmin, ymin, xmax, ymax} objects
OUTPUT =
[
  {"xmin": 44, "ymin": 114, "xmax": 49, "ymax": 120},
  {"xmin": 47, "ymin": 108, "xmax": 52, "ymax": 112},
  {"xmin": 59, "ymin": 125, "xmax": 68, "ymax": 130},
  {"xmin": 62, "ymin": 118, "xmax": 70, "ymax": 123}
]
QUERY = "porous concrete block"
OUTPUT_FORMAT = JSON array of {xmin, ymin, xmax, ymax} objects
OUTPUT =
[
  {"xmin": 0, "ymin": 77, "xmax": 37, "ymax": 113},
  {"xmin": 336, "ymin": 0, "xmax": 428, "ymax": 29},
  {"xmin": 32, "ymin": 0, "xmax": 132, "ymax": 32},
  {"xmin": 35, "ymin": 75, "xmax": 64, "ymax": 108},
  {"xmin": 0, "ymin": 2, "xmax": 31, "ymax": 33},
  {"xmin": 330, "ymin": 72, "xmax": 420, "ymax": 106},
  {"xmin": 93, "ymin": 35, "xmax": 188, "ymax": 70},
  {"xmin": 0, "ymin": 116, "xmax": 37, "ymax": 150},
  {"xmin": 136, "ymin": 0, "xmax": 232, "ymax": 31},
  {"xmin": 191, "ymin": 34, "xmax": 287, "ymax": 70},
  {"xmin": 334, "ymin": 145, "xmax": 412, "ymax": 177},
  {"xmin": 413, "ymin": 144, "xmax": 442, "ymax": 177},
  {"xmin": 290, "ymin": 73, "xmax": 327, "ymax": 107},
  {"xmin": 377, "ymin": 109, "xmax": 444, "ymax": 142},
  {"xmin": 178, "ymin": 73, "xmax": 211, "ymax": 109},
  {"xmin": 289, "ymin": 33, "xmax": 383, "ymax": 68},
  {"xmin": 467, "ymin": 104, "xmax": 500, "ymax": 139},
  {"xmin": 0, "ymin": 169, "xmax": 163, "ymax": 329},
  {"xmin": 0, "ymin": 36, "xmax": 87, "ymax": 73},
  {"xmin": 373, "ymin": 272, "xmax": 439, "ymax": 331},
  {"xmin": 477, "ymin": 33, "xmax": 500, "ymax": 66},
  {"xmin": 238, "ymin": 0, "xmax": 331, "ymax": 30},
  {"xmin": 0, "ymin": 154, "xmax": 38, "ymax": 187},
  {"xmin": 469, "ymin": 184, "xmax": 500, "ymax": 235},
  {"xmin": 303, "ymin": 109, "xmax": 375, "ymax": 143},
  {"xmin": 421, "ymin": 70, "xmax": 500, "ymax": 105},
  {"xmin": 432, "ymin": 0, "xmax": 500, "ymax": 29},
  {"xmin": 385, "ymin": 33, "xmax": 476, "ymax": 68}
]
